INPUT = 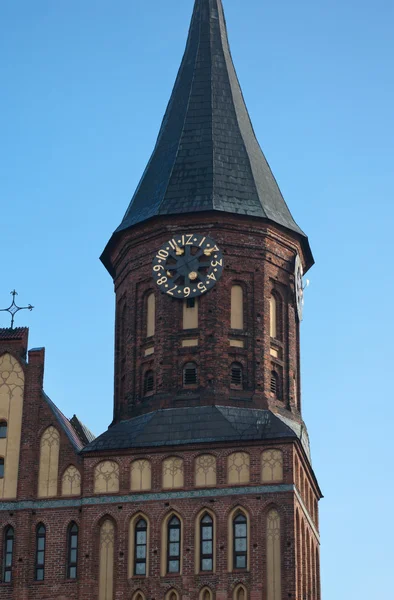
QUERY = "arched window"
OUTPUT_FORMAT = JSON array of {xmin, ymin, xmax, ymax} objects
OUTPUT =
[
  {"xmin": 163, "ymin": 457, "xmax": 184, "ymax": 489},
  {"xmin": 67, "ymin": 522, "xmax": 78, "ymax": 579},
  {"xmin": 230, "ymin": 363, "xmax": 243, "ymax": 388},
  {"xmin": 233, "ymin": 513, "xmax": 247, "ymax": 569},
  {"xmin": 262, "ymin": 450, "xmax": 284, "ymax": 482},
  {"xmin": 195, "ymin": 455, "xmax": 217, "ymax": 487},
  {"xmin": 130, "ymin": 459, "xmax": 152, "ymax": 491},
  {"xmin": 99, "ymin": 519, "xmax": 114, "ymax": 600},
  {"xmin": 94, "ymin": 461, "xmax": 120, "ymax": 494},
  {"xmin": 227, "ymin": 452, "xmax": 250, "ymax": 484},
  {"xmin": 267, "ymin": 509, "xmax": 282, "ymax": 600},
  {"xmin": 183, "ymin": 362, "xmax": 198, "ymax": 386},
  {"xmin": 35, "ymin": 524, "xmax": 46, "ymax": 581},
  {"xmin": 2, "ymin": 526, "xmax": 14, "ymax": 583},
  {"xmin": 38, "ymin": 426, "xmax": 60, "ymax": 498},
  {"xmin": 146, "ymin": 293, "xmax": 156, "ymax": 337},
  {"xmin": 143, "ymin": 371, "xmax": 154, "ymax": 396},
  {"xmin": 231, "ymin": 285, "xmax": 244, "ymax": 330},
  {"xmin": 134, "ymin": 518, "xmax": 147, "ymax": 575},
  {"xmin": 200, "ymin": 513, "xmax": 214, "ymax": 572},
  {"xmin": 0, "ymin": 421, "xmax": 7, "ymax": 439},
  {"xmin": 233, "ymin": 585, "xmax": 247, "ymax": 600},
  {"xmin": 200, "ymin": 587, "xmax": 213, "ymax": 600},
  {"xmin": 270, "ymin": 371, "xmax": 281, "ymax": 399},
  {"xmin": 165, "ymin": 590, "xmax": 180, "ymax": 600},
  {"xmin": 0, "ymin": 458, "xmax": 4, "ymax": 479},
  {"xmin": 132, "ymin": 592, "xmax": 146, "ymax": 600},
  {"xmin": 62, "ymin": 465, "xmax": 82, "ymax": 496},
  {"xmin": 167, "ymin": 516, "xmax": 181, "ymax": 573}
]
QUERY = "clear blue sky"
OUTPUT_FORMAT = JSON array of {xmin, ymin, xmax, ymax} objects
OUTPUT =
[{"xmin": 1, "ymin": 0, "xmax": 393, "ymax": 597}]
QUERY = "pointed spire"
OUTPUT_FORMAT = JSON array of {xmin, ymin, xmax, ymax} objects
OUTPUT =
[{"xmin": 105, "ymin": 0, "xmax": 311, "ymax": 263}]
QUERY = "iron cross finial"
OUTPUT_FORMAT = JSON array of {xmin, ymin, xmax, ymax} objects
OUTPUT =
[{"xmin": 0, "ymin": 290, "xmax": 34, "ymax": 329}]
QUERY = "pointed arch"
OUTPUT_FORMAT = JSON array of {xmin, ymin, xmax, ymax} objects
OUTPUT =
[
  {"xmin": 2, "ymin": 525, "xmax": 14, "ymax": 582},
  {"xmin": 160, "ymin": 511, "xmax": 184, "ymax": 576},
  {"xmin": 296, "ymin": 509, "xmax": 302, "ymax": 599},
  {"xmin": 67, "ymin": 521, "xmax": 79, "ymax": 579},
  {"xmin": 233, "ymin": 584, "xmax": 247, "ymax": 600},
  {"xmin": 165, "ymin": 589, "xmax": 180, "ymax": 600},
  {"xmin": 267, "ymin": 509, "xmax": 282, "ymax": 600},
  {"xmin": 99, "ymin": 518, "xmax": 115, "ymax": 600},
  {"xmin": 128, "ymin": 512, "xmax": 150, "ymax": 578},
  {"xmin": 130, "ymin": 459, "xmax": 152, "ymax": 491},
  {"xmin": 200, "ymin": 587, "xmax": 214, "ymax": 600},
  {"xmin": 227, "ymin": 506, "xmax": 250, "ymax": 571},
  {"xmin": 38, "ymin": 426, "xmax": 60, "ymax": 498},
  {"xmin": 194, "ymin": 508, "xmax": 217, "ymax": 573},
  {"xmin": 270, "ymin": 291, "xmax": 282, "ymax": 339},
  {"xmin": 62, "ymin": 465, "xmax": 81, "ymax": 496},
  {"xmin": 132, "ymin": 592, "xmax": 146, "ymax": 600},
  {"xmin": 162, "ymin": 456, "xmax": 184, "ymax": 489},
  {"xmin": 0, "ymin": 353, "xmax": 25, "ymax": 499},
  {"xmin": 35, "ymin": 523, "xmax": 46, "ymax": 581}
]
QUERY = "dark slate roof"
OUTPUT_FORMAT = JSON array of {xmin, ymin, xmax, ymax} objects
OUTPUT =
[
  {"xmin": 82, "ymin": 406, "xmax": 311, "ymax": 463},
  {"xmin": 43, "ymin": 393, "xmax": 84, "ymax": 452},
  {"xmin": 70, "ymin": 415, "xmax": 96, "ymax": 445},
  {"xmin": 103, "ymin": 0, "xmax": 312, "ymax": 265}
]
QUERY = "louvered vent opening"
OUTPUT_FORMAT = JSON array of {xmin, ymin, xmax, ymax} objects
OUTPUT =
[
  {"xmin": 144, "ymin": 371, "xmax": 154, "ymax": 395},
  {"xmin": 270, "ymin": 371, "xmax": 279, "ymax": 397},
  {"xmin": 183, "ymin": 363, "xmax": 197, "ymax": 386},
  {"xmin": 231, "ymin": 365, "xmax": 243, "ymax": 387}
]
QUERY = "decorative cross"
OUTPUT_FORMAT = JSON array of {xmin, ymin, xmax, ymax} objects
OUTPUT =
[{"xmin": 0, "ymin": 290, "xmax": 34, "ymax": 329}]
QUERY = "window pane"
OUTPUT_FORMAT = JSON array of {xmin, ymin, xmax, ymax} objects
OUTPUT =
[
  {"xmin": 70, "ymin": 549, "xmax": 77, "ymax": 563},
  {"xmin": 5, "ymin": 554, "xmax": 12, "ymax": 567},
  {"xmin": 71, "ymin": 535, "xmax": 78, "ymax": 549},
  {"xmin": 37, "ymin": 537, "xmax": 45, "ymax": 550},
  {"xmin": 135, "ymin": 562, "xmax": 146, "ymax": 575},
  {"xmin": 136, "ymin": 545, "xmax": 146, "ymax": 559},
  {"xmin": 236, "ymin": 555, "xmax": 246, "ymax": 569},
  {"xmin": 168, "ymin": 560, "xmax": 179, "ymax": 573},
  {"xmin": 202, "ymin": 526, "xmax": 212, "ymax": 540},
  {"xmin": 202, "ymin": 558, "xmax": 213, "ymax": 571},
  {"xmin": 169, "ymin": 542, "xmax": 179, "ymax": 556},
  {"xmin": 202, "ymin": 541, "xmax": 212, "ymax": 554},
  {"xmin": 6, "ymin": 539, "xmax": 13, "ymax": 552},
  {"xmin": 137, "ymin": 531, "xmax": 146, "ymax": 544},
  {"xmin": 69, "ymin": 566, "xmax": 77, "ymax": 579},
  {"xmin": 235, "ymin": 524, "xmax": 247, "ymax": 537},
  {"xmin": 36, "ymin": 568, "xmax": 44, "ymax": 581},
  {"xmin": 170, "ymin": 528, "xmax": 180, "ymax": 542},
  {"xmin": 4, "ymin": 571, "xmax": 11, "ymax": 583},
  {"xmin": 235, "ymin": 538, "xmax": 247, "ymax": 552}
]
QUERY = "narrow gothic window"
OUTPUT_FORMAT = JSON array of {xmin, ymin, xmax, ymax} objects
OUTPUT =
[
  {"xmin": 233, "ymin": 513, "xmax": 247, "ymax": 569},
  {"xmin": 67, "ymin": 522, "xmax": 78, "ymax": 579},
  {"xmin": 0, "ymin": 458, "xmax": 4, "ymax": 478},
  {"xmin": 234, "ymin": 585, "xmax": 247, "ymax": 600},
  {"xmin": 183, "ymin": 362, "xmax": 198, "ymax": 385},
  {"xmin": 231, "ymin": 363, "xmax": 243, "ymax": 388},
  {"xmin": 231, "ymin": 285, "xmax": 244, "ymax": 330},
  {"xmin": 144, "ymin": 371, "xmax": 154, "ymax": 396},
  {"xmin": 270, "ymin": 294, "xmax": 277, "ymax": 338},
  {"xmin": 134, "ymin": 518, "xmax": 147, "ymax": 575},
  {"xmin": 0, "ymin": 421, "xmax": 7, "ymax": 439},
  {"xmin": 2, "ymin": 526, "xmax": 14, "ymax": 583},
  {"xmin": 146, "ymin": 293, "xmax": 156, "ymax": 337},
  {"xmin": 35, "ymin": 524, "xmax": 46, "ymax": 581},
  {"xmin": 167, "ymin": 516, "xmax": 181, "ymax": 573},
  {"xmin": 200, "ymin": 514, "xmax": 214, "ymax": 571},
  {"xmin": 200, "ymin": 588, "xmax": 213, "ymax": 600},
  {"xmin": 270, "ymin": 371, "xmax": 281, "ymax": 399}
]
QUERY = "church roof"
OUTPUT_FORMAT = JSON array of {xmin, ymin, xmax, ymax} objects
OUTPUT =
[
  {"xmin": 82, "ymin": 405, "xmax": 312, "ymax": 463},
  {"xmin": 103, "ymin": 0, "xmax": 311, "ymax": 265}
]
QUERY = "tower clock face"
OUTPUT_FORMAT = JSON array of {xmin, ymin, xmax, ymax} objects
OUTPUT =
[
  {"xmin": 152, "ymin": 233, "xmax": 224, "ymax": 299},
  {"xmin": 295, "ymin": 254, "xmax": 304, "ymax": 321}
]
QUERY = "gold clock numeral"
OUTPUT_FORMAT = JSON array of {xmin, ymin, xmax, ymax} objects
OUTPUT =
[
  {"xmin": 183, "ymin": 287, "xmax": 191, "ymax": 297},
  {"xmin": 207, "ymin": 273, "xmax": 216, "ymax": 281},
  {"xmin": 185, "ymin": 234, "xmax": 194, "ymax": 245},
  {"xmin": 211, "ymin": 259, "xmax": 223, "ymax": 267},
  {"xmin": 167, "ymin": 285, "xmax": 178, "ymax": 296}
]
